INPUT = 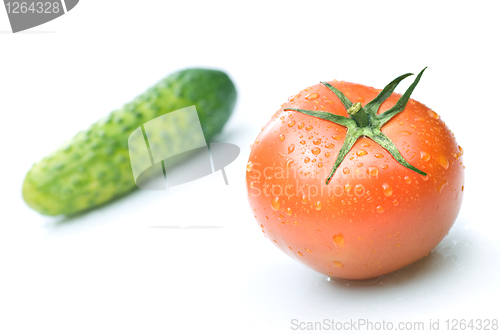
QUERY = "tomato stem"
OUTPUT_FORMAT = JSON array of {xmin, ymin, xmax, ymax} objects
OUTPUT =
[
  {"xmin": 347, "ymin": 102, "xmax": 370, "ymax": 127},
  {"xmin": 285, "ymin": 68, "xmax": 428, "ymax": 185}
]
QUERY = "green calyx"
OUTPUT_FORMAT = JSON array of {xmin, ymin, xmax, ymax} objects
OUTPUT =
[{"xmin": 285, "ymin": 67, "xmax": 428, "ymax": 185}]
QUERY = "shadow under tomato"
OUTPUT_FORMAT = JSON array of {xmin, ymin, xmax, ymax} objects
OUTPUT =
[
  {"xmin": 244, "ymin": 222, "xmax": 485, "ymax": 321},
  {"xmin": 295, "ymin": 224, "xmax": 479, "ymax": 317}
]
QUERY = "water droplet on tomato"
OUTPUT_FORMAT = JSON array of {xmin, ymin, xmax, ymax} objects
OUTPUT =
[
  {"xmin": 288, "ymin": 121, "xmax": 295, "ymax": 127},
  {"xmin": 250, "ymin": 182, "xmax": 255, "ymax": 188},
  {"xmin": 286, "ymin": 207, "xmax": 292, "ymax": 216},
  {"xmin": 301, "ymin": 196, "xmax": 308, "ymax": 204},
  {"xmin": 436, "ymin": 155, "xmax": 449, "ymax": 170},
  {"xmin": 313, "ymin": 138, "xmax": 321, "ymax": 145},
  {"xmin": 436, "ymin": 179, "xmax": 448, "ymax": 192},
  {"xmin": 343, "ymin": 167, "xmax": 350, "ymax": 174},
  {"xmin": 404, "ymin": 176, "xmax": 411, "ymax": 184},
  {"xmin": 306, "ymin": 92, "xmax": 319, "ymax": 100},
  {"xmin": 357, "ymin": 149, "xmax": 367, "ymax": 156},
  {"xmin": 325, "ymin": 143, "xmax": 335, "ymax": 149},
  {"xmin": 297, "ymin": 251, "xmax": 303, "ymax": 257},
  {"xmin": 344, "ymin": 184, "xmax": 352, "ymax": 193},
  {"xmin": 305, "ymin": 248, "xmax": 312, "ymax": 253},
  {"xmin": 312, "ymin": 147, "xmax": 321, "ymax": 155},
  {"xmin": 298, "ymin": 122, "xmax": 305, "ymax": 129},
  {"xmin": 271, "ymin": 197, "xmax": 280, "ymax": 211},
  {"xmin": 374, "ymin": 153, "xmax": 384, "ymax": 159},
  {"xmin": 318, "ymin": 162, "xmax": 323, "ymax": 168},
  {"xmin": 458, "ymin": 145, "xmax": 464, "ymax": 155},
  {"xmin": 367, "ymin": 166, "xmax": 379, "ymax": 177},
  {"xmin": 392, "ymin": 199, "xmax": 399, "ymax": 206},
  {"xmin": 325, "ymin": 152, "xmax": 331, "ymax": 158},
  {"xmin": 278, "ymin": 213, "xmax": 284, "ymax": 219},
  {"xmin": 382, "ymin": 183, "xmax": 392, "ymax": 197},
  {"xmin": 367, "ymin": 197, "xmax": 375, "ymax": 203},
  {"xmin": 315, "ymin": 201, "xmax": 322, "ymax": 210},
  {"xmin": 401, "ymin": 131, "xmax": 412, "ymax": 136},
  {"xmin": 427, "ymin": 109, "xmax": 440, "ymax": 119},
  {"xmin": 420, "ymin": 151, "xmax": 430, "ymax": 162},
  {"xmin": 333, "ymin": 234, "xmax": 345, "ymax": 248},
  {"xmin": 333, "ymin": 135, "xmax": 341, "ymax": 140},
  {"xmin": 246, "ymin": 162, "xmax": 253, "ymax": 172},
  {"xmin": 333, "ymin": 261, "xmax": 344, "ymax": 268},
  {"xmin": 376, "ymin": 205, "xmax": 385, "ymax": 213},
  {"xmin": 288, "ymin": 144, "xmax": 295, "ymax": 154},
  {"xmin": 306, "ymin": 125, "xmax": 313, "ymax": 131},
  {"xmin": 279, "ymin": 134, "xmax": 285, "ymax": 141},
  {"xmin": 304, "ymin": 157, "xmax": 310, "ymax": 163},
  {"xmin": 300, "ymin": 140, "xmax": 306, "ymax": 145}
]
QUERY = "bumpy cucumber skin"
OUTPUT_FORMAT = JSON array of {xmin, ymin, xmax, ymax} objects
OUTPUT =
[{"xmin": 23, "ymin": 68, "xmax": 237, "ymax": 216}]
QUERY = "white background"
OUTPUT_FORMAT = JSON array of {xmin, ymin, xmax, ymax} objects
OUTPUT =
[{"xmin": 1, "ymin": 1, "xmax": 499, "ymax": 333}]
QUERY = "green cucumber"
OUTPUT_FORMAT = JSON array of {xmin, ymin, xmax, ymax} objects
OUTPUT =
[{"xmin": 22, "ymin": 68, "xmax": 237, "ymax": 216}]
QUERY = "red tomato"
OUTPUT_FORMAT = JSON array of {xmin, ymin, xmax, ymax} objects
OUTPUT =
[{"xmin": 246, "ymin": 70, "xmax": 464, "ymax": 280}]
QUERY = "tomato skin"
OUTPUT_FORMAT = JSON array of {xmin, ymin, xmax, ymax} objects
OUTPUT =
[{"xmin": 246, "ymin": 80, "xmax": 464, "ymax": 280}]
